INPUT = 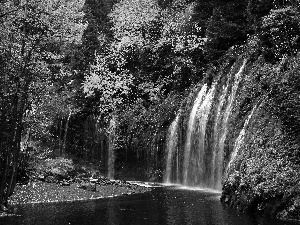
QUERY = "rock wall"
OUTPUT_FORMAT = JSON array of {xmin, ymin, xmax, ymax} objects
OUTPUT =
[
  {"xmin": 221, "ymin": 55, "xmax": 300, "ymax": 221},
  {"xmin": 164, "ymin": 52, "xmax": 300, "ymax": 221}
]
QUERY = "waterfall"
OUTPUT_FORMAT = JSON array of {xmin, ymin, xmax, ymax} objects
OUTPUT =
[
  {"xmin": 215, "ymin": 59, "xmax": 247, "ymax": 186},
  {"xmin": 226, "ymin": 98, "xmax": 265, "ymax": 175},
  {"xmin": 183, "ymin": 84, "xmax": 216, "ymax": 186},
  {"xmin": 182, "ymin": 84, "xmax": 208, "ymax": 185},
  {"xmin": 164, "ymin": 113, "xmax": 180, "ymax": 184},
  {"xmin": 163, "ymin": 59, "xmax": 248, "ymax": 190},
  {"xmin": 226, "ymin": 106, "xmax": 256, "ymax": 175},
  {"xmin": 108, "ymin": 115, "xmax": 116, "ymax": 179},
  {"xmin": 219, "ymin": 59, "xmax": 247, "ymax": 156},
  {"xmin": 211, "ymin": 84, "xmax": 229, "ymax": 189},
  {"xmin": 62, "ymin": 110, "xmax": 72, "ymax": 156}
]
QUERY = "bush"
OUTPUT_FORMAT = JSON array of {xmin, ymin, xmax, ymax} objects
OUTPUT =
[{"xmin": 260, "ymin": 7, "xmax": 300, "ymax": 62}]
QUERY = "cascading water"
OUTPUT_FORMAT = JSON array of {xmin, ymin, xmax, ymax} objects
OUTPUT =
[
  {"xmin": 108, "ymin": 115, "xmax": 116, "ymax": 179},
  {"xmin": 164, "ymin": 113, "xmax": 180, "ymax": 184},
  {"xmin": 182, "ymin": 84, "xmax": 208, "ymax": 185},
  {"xmin": 211, "ymin": 84, "xmax": 229, "ymax": 189},
  {"xmin": 226, "ymin": 105, "xmax": 256, "ymax": 175},
  {"xmin": 214, "ymin": 59, "xmax": 247, "ymax": 188},
  {"xmin": 182, "ymin": 85, "xmax": 206, "ymax": 184},
  {"xmin": 183, "ymin": 83, "xmax": 216, "ymax": 186},
  {"xmin": 164, "ymin": 59, "xmax": 248, "ymax": 190},
  {"xmin": 218, "ymin": 59, "xmax": 247, "ymax": 160},
  {"xmin": 226, "ymin": 98, "xmax": 265, "ymax": 175}
]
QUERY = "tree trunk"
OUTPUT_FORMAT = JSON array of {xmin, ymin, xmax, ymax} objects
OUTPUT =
[
  {"xmin": 59, "ymin": 115, "xmax": 63, "ymax": 156},
  {"xmin": 0, "ymin": 148, "xmax": 11, "ymax": 207},
  {"xmin": 62, "ymin": 110, "xmax": 71, "ymax": 156},
  {"xmin": 6, "ymin": 89, "xmax": 28, "ymax": 200},
  {"xmin": 6, "ymin": 123, "xmax": 22, "ymax": 199}
]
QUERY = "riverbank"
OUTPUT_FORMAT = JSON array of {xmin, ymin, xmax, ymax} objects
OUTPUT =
[
  {"xmin": 0, "ymin": 157, "xmax": 151, "ymax": 216},
  {"xmin": 10, "ymin": 180, "xmax": 150, "ymax": 205},
  {"xmin": 0, "ymin": 179, "xmax": 150, "ymax": 216}
]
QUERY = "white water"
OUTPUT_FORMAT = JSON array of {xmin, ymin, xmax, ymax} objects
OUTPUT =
[
  {"xmin": 183, "ymin": 83, "xmax": 216, "ymax": 186},
  {"xmin": 226, "ymin": 106, "xmax": 256, "ymax": 175},
  {"xmin": 164, "ymin": 113, "xmax": 181, "ymax": 183},
  {"xmin": 226, "ymin": 98, "xmax": 265, "ymax": 174},
  {"xmin": 164, "ymin": 59, "xmax": 248, "ymax": 190},
  {"xmin": 183, "ymin": 84, "xmax": 208, "ymax": 185},
  {"xmin": 192, "ymin": 84, "xmax": 216, "ymax": 185},
  {"xmin": 211, "ymin": 84, "xmax": 229, "ymax": 189},
  {"xmin": 108, "ymin": 115, "xmax": 116, "ymax": 179},
  {"xmin": 217, "ymin": 59, "xmax": 247, "ymax": 181}
]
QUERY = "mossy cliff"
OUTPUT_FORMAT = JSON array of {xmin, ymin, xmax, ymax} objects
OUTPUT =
[{"xmin": 220, "ymin": 55, "xmax": 300, "ymax": 222}]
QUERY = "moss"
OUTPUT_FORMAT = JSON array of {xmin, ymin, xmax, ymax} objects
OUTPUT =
[{"xmin": 222, "ymin": 55, "xmax": 300, "ymax": 222}]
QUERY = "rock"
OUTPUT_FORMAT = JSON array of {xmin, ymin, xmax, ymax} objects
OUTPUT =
[
  {"xmin": 224, "ymin": 195, "xmax": 230, "ymax": 203},
  {"xmin": 45, "ymin": 175, "xmax": 56, "ymax": 183},
  {"xmin": 78, "ymin": 182, "xmax": 96, "ymax": 192},
  {"xmin": 92, "ymin": 172, "xmax": 101, "ymax": 179},
  {"xmin": 86, "ymin": 184, "xmax": 96, "ymax": 192},
  {"xmin": 38, "ymin": 174, "xmax": 45, "ymax": 181},
  {"xmin": 60, "ymin": 181, "xmax": 70, "ymax": 186},
  {"xmin": 89, "ymin": 178, "xmax": 98, "ymax": 183},
  {"xmin": 0, "ymin": 204, "xmax": 8, "ymax": 212},
  {"xmin": 74, "ymin": 177, "xmax": 82, "ymax": 183}
]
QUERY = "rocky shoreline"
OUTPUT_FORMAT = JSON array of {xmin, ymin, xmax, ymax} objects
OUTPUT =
[
  {"xmin": 0, "ymin": 179, "xmax": 150, "ymax": 216},
  {"xmin": 0, "ymin": 157, "xmax": 151, "ymax": 216},
  {"xmin": 220, "ymin": 173, "xmax": 300, "ymax": 223}
]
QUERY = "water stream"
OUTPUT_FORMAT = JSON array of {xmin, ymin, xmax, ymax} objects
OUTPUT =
[
  {"xmin": 165, "ymin": 59, "xmax": 248, "ymax": 191},
  {"xmin": 108, "ymin": 115, "xmax": 116, "ymax": 179},
  {"xmin": 2, "ymin": 186, "xmax": 297, "ymax": 225},
  {"xmin": 164, "ymin": 113, "xmax": 180, "ymax": 184},
  {"xmin": 211, "ymin": 84, "xmax": 228, "ymax": 190},
  {"xmin": 184, "ymin": 83, "xmax": 216, "ymax": 187},
  {"xmin": 183, "ymin": 84, "xmax": 208, "ymax": 185}
]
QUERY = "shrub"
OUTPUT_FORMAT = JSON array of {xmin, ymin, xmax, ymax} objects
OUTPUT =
[{"xmin": 260, "ymin": 7, "xmax": 300, "ymax": 62}]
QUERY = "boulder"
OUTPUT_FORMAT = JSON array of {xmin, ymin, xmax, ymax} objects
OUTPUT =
[
  {"xmin": 60, "ymin": 180, "xmax": 71, "ymax": 186},
  {"xmin": 78, "ymin": 182, "xmax": 96, "ymax": 192},
  {"xmin": 0, "ymin": 204, "xmax": 8, "ymax": 212}
]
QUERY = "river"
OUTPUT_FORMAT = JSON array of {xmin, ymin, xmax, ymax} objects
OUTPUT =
[{"xmin": 1, "ymin": 184, "xmax": 298, "ymax": 225}]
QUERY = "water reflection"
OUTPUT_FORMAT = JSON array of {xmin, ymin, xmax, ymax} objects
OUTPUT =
[
  {"xmin": 108, "ymin": 198, "xmax": 119, "ymax": 225},
  {"xmin": 1, "ymin": 187, "xmax": 298, "ymax": 225}
]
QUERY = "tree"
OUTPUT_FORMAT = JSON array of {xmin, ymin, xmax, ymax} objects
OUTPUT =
[
  {"xmin": 82, "ymin": 0, "xmax": 205, "ymax": 179},
  {"xmin": 260, "ymin": 6, "xmax": 300, "ymax": 62},
  {"xmin": 83, "ymin": 53, "xmax": 134, "ymax": 117},
  {"xmin": 0, "ymin": 0, "xmax": 86, "ymax": 209},
  {"xmin": 203, "ymin": 1, "xmax": 249, "ymax": 61}
]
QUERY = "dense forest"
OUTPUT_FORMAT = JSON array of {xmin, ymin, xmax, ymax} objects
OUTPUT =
[{"xmin": 1, "ymin": 0, "xmax": 300, "ymax": 221}]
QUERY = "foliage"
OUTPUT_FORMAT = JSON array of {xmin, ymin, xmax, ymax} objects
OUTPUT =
[
  {"xmin": 114, "ymin": 92, "xmax": 183, "ymax": 176},
  {"xmin": 1, "ymin": 0, "xmax": 300, "ymax": 210},
  {"xmin": 81, "ymin": 0, "xmax": 300, "ymax": 181},
  {"xmin": 109, "ymin": 0, "xmax": 161, "ymax": 48},
  {"xmin": 222, "ymin": 51, "xmax": 300, "ymax": 220},
  {"xmin": 0, "ymin": 0, "xmax": 86, "ymax": 207},
  {"xmin": 33, "ymin": 157, "xmax": 75, "ymax": 178},
  {"xmin": 83, "ymin": 53, "xmax": 134, "ymax": 117},
  {"xmin": 266, "ymin": 56, "xmax": 300, "ymax": 137},
  {"xmin": 204, "ymin": 1, "xmax": 249, "ymax": 61},
  {"xmin": 260, "ymin": 7, "xmax": 300, "ymax": 62}
]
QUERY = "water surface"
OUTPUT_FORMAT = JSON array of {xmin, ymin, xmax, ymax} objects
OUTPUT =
[{"xmin": 1, "ymin": 185, "xmax": 298, "ymax": 225}]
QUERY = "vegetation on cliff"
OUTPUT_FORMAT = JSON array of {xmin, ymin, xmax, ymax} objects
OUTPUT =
[{"xmin": 221, "ymin": 54, "xmax": 300, "ymax": 221}]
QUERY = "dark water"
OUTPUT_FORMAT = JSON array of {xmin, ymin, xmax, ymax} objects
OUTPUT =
[{"xmin": 1, "ymin": 185, "xmax": 299, "ymax": 225}]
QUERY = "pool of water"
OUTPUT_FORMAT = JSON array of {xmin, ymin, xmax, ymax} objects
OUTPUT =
[{"xmin": 1, "ymin": 185, "xmax": 298, "ymax": 225}]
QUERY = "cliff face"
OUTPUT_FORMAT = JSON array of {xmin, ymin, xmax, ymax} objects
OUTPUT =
[
  {"xmin": 163, "ymin": 52, "xmax": 300, "ymax": 221},
  {"xmin": 220, "ymin": 55, "xmax": 300, "ymax": 221}
]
